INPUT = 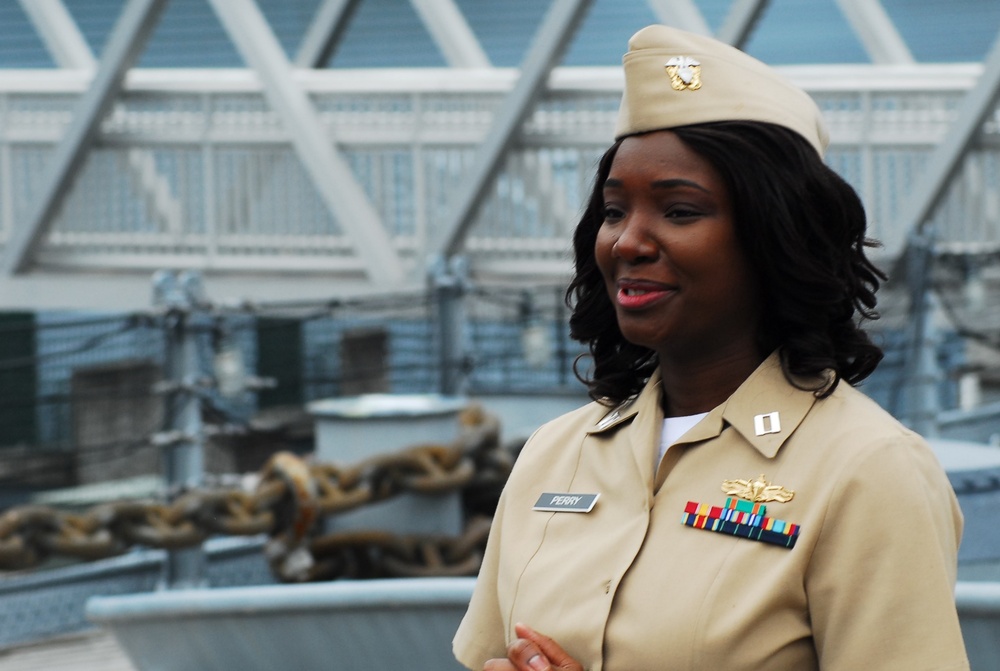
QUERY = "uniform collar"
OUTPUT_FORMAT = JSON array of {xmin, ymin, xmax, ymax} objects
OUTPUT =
[
  {"xmin": 587, "ymin": 351, "xmax": 821, "ymax": 459},
  {"xmin": 717, "ymin": 351, "xmax": 820, "ymax": 458},
  {"xmin": 586, "ymin": 369, "xmax": 660, "ymax": 435}
]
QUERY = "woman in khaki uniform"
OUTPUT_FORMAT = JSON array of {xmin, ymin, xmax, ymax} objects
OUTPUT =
[{"xmin": 453, "ymin": 25, "xmax": 968, "ymax": 671}]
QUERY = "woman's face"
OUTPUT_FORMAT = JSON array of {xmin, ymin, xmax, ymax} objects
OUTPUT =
[{"xmin": 595, "ymin": 130, "xmax": 762, "ymax": 363}]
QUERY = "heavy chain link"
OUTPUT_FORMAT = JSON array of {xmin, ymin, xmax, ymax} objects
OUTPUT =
[{"xmin": 0, "ymin": 406, "xmax": 512, "ymax": 582}]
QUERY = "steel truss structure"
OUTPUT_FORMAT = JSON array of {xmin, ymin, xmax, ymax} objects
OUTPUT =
[{"xmin": 0, "ymin": 0, "xmax": 997, "ymax": 310}]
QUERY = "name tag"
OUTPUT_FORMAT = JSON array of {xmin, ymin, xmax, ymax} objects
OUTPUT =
[{"xmin": 533, "ymin": 492, "xmax": 600, "ymax": 513}]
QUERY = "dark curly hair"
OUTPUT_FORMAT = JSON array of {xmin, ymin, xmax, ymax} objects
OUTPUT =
[{"xmin": 566, "ymin": 121, "xmax": 886, "ymax": 405}]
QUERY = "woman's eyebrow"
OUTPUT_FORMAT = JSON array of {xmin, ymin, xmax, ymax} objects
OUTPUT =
[{"xmin": 603, "ymin": 177, "xmax": 709, "ymax": 192}]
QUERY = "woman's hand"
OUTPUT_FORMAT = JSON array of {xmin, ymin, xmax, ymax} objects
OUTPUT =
[{"xmin": 482, "ymin": 623, "xmax": 584, "ymax": 671}]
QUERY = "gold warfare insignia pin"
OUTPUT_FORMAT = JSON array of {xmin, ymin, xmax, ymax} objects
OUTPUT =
[
  {"xmin": 664, "ymin": 56, "xmax": 702, "ymax": 91},
  {"xmin": 721, "ymin": 474, "xmax": 795, "ymax": 503}
]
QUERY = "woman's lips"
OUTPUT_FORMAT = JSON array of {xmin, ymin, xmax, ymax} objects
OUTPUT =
[{"xmin": 616, "ymin": 282, "xmax": 675, "ymax": 309}]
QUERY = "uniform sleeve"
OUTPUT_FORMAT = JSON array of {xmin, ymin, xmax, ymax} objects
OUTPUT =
[
  {"xmin": 805, "ymin": 434, "xmax": 969, "ymax": 670},
  {"xmin": 453, "ymin": 488, "xmax": 510, "ymax": 670}
]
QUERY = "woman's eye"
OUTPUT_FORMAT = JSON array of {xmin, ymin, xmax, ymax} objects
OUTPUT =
[
  {"xmin": 665, "ymin": 207, "xmax": 701, "ymax": 220},
  {"xmin": 603, "ymin": 206, "xmax": 625, "ymax": 222}
]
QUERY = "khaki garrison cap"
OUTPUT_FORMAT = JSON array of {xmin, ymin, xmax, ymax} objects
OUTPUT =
[{"xmin": 615, "ymin": 25, "xmax": 830, "ymax": 156}]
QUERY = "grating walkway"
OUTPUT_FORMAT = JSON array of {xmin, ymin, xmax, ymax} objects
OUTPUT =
[{"xmin": 0, "ymin": 628, "xmax": 136, "ymax": 671}]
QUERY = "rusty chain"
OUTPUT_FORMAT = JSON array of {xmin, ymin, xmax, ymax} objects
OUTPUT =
[{"xmin": 0, "ymin": 405, "xmax": 513, "ymax": 582}]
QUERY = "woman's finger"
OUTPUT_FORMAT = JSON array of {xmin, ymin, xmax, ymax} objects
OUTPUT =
[
  {"xmin": 505, "ymin": 634, "xmax": 552, "ymax": 670},
  {"xmin": 513, "ymin": 624, "xmax": 583, "ymax": 671}
]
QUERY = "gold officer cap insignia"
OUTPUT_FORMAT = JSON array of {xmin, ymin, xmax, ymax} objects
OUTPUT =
[
  {"xmin": 664, "ymin": 56, "xmax": 702, "ymax": 91},
  {"xmin": 721, "ymin": 474, "xmax": 795, "ymax": 503}
]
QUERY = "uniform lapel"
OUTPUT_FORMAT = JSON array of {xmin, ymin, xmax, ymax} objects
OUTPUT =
[
  {"xmin": 587, "ymin": 371, "xmax": 664, "ymax": 497},
  {"xmin": 626, "ymin": 374, "xmax": 665, "ymax": 495}
]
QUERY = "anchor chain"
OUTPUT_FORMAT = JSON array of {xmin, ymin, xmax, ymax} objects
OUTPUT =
[{"xmin": 0, "ymin": 406, "xmax": 513, "ymax": 581}]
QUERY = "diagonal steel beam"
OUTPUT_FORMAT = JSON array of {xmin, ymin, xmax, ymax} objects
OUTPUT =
[
  {"xmin": 2, "ymin": 0, "xmax": 169, "ymax": 275},
  {"xmin": 835, "ymin": 0, "xmax": 913, "ymax": 64},
  {"xmin": 409, "ymin": 0, "xmax": 490, "ymax": 68},
  {"xmin": 715, "ymin": 0, "xmax": 770, "ymax": 49},
  {"xmin": 18, "ymin": 0, "xmax": 96, "ymax": 69},
  {"xmin": 646, "ymin": 0, "xmax": 711, "ymax": 36},
  {"xmin": 208, "ymin": 0, "xmax": 405, "ymax": 284},
  {"xmin": 893, "ymin": 29, "xmax": 1000, "ymax": 427},
  {"xmin": 294, "ymin": 0, "xmax": 361, "ymax": 68},
  {"xmin": 23, "ymin": 0, "xmax": 185, "ymax": 240},
  {"xmin": 434, "ymin": 0, "xmax": 594, "ymax": 259},
  {"xmin": 893, "ymin": 27, "xmax": 1000, "ymax": 254}
]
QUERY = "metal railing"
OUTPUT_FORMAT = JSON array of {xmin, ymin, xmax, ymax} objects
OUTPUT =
[
  {"xmin": 1, "ymin": 64, "xmax": 997, "ymax": 282},
  {"xmin": 958, "ymin": 581, "xmax": 1000, "ymax": 670},
  {"xmin": 2, "ymin": 569, "xmax": 998, "ymax": 667}
]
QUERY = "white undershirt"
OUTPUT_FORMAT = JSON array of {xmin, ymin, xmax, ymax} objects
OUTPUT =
[{"xmin": 658, "ymin": 412, "xmax": 709, "ymax": 467}]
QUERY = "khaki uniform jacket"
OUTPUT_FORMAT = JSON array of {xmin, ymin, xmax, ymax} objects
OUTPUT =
[{"xmin": 453, "ymin": 353, "xmax": 968, "ymax": 670}]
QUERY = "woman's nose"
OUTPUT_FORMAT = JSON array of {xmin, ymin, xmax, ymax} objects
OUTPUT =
[{"xmin": 612, "ymin": 218, "xmax": 659, "ymax": 263}]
